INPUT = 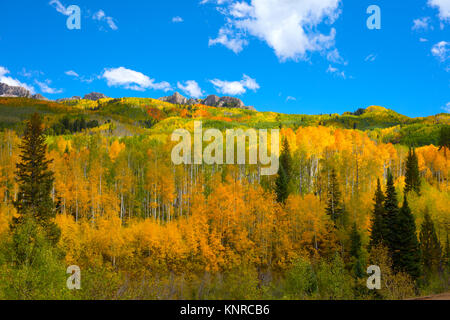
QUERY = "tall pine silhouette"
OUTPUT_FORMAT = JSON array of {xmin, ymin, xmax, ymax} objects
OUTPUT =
[
  {"xmin": 325, "ymin": 168, "xmax": 345, "ymax": 225},
  {"xmin": 404, "ymin": 148, "xmax": 421, "ymax": 195},
  {"xmin": 369, "ymin": 178, "xmax": 386, "ymax": 249},
  {"xmin": 383, "ymin": 170, "xmax": 399, "ymax": 252},
  {"xmin": 391, "ymin": 196, "xmax": 421, "ymax": 279},
  {"xmin": 275, "ymin": 137, "xmax": 293, "ymax": 204},
  {"xmin": 419, "ymin": 209, "xmax": 442, "ymax": 277},
  {"xmin": 12, "ymin": 113, "xmax": 60, "ymax": 244}
]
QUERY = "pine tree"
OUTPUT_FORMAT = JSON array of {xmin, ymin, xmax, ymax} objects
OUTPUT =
[
  {"xmin": 325, "ymin": 168, "xmax": 344, "ymax": 225},
  {"xmin": 275, "ymin": 137, "xmax": 293, "ymax": 204},
  {"xmin": 383, "ymin": 170, "xmax": 399, "ymax": 253},
  {"xmin": 369, "ymin": 178, "xmax": 386, "ymax": 249},
  {"xmin": 391, "ymin": 196, "xmax": 421, "ymax": 279},
  {"xmin": 438, "ymin": 125, "xmax": 450, "ymax": 158},
  {"xmin": 419, "ymin": 209, "xmax": 442, "ymax": 277},
  {"xmin": 404, "ymin": 148, "xmax": 421, "ymax": 195},
  {"xmin": 12, "ymin": 113, "xmax": 60, "ymax": 244},
  {"xmin": 349, "ymin": 223, "xmax": 364, "ymax": 278},
  {"xmin": 444, "ymin": 234, "xmax": 450, "ymax": 270}
]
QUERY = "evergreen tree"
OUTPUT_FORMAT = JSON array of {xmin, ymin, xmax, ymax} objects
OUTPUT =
[
  {"xmin": 349, "ymin": 223, "xmax": 364, "ymax": 278},
  {"xmin": 275, "ymin": 137, "xmax": 293, "ymax": 204},
  {"xmin": 391, "ymin": 196, "xmax": 421, "ymax": 279},
  {"xmin": 325, "ymin": 168, "xmax": 344, "ymax": 225},
  {"xmin": 383, "ymin": 170, "xmax": 399, "ymax": 253},
  {"xmin": 404, "ymin": 148, "xmax": 421, "ymax": 195},
  {"xmin": 12, "ymin": 113, "xmax": 60, "ymax": 244},
  {"xmin": 419, "ymin": 209, "xmax": 442, "ymax": 277},
  {"xmin": 369, "ymin": 178, "xmax": 386, "ymax": 249},
  {"xmin": 438, "ymin": 125, "xmax": 450, "ymax": 158},
  {"xmin": 444, "ymin": 234, "xmax": 450, "ymax": 270}
]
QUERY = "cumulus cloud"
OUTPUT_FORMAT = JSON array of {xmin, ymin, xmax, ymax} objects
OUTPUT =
[
  {"xmin": 205, "ymin": 0, "xmax": 342, "ymax": 62},
  {"xmin": 102, "ymin": 67, "xmax": 171, "ymax": 92},
  {"xmin": 177, "ymin": 81, "xmax": 203, "ymax": 98},
  {"xmin": 35, "ymin": 80, "xmax": 63, "ymax": 94},
  {"xmin": 209, "ymin": 27, "xmax": 248, "ymax": 53},
  {"xmin": 210, "ymin": 74, "xmax": 259, "ymax": 95},
  {"xmin": 93, "ymin": 10, "xmax": 118, "ymax": 30},
  {"xmin": 412, "ymin": 17, "xmax": 432, "ymax": 31},
  {"xmin": 428, "ymin": 0, "xmax": 450, "ymax": 22},
  {"xmin": 431, "ymin": 41, "xmax": 450, "ymax": 61},
  {"xmin": 172, "ymin": 16, "xmax": 183, "ymax": 23},
  {"xmin": 0, "ymin": 66, "xmax": 35, "ymax": 93}
]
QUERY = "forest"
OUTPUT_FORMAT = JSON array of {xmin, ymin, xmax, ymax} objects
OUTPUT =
[{"xmin": 0, "ymin": 97, "xmax": 448, "ymax": 300}]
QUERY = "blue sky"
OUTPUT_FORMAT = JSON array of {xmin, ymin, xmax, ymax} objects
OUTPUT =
[{"xmin": 0, "ymin": 0, "xmax": 449, "ymax": 117}]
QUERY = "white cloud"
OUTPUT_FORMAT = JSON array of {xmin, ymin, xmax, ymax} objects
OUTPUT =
[
  {"xmin": 431, "ymin": 41, "xmax": 450, "ymax": 61},
  {"xmin": 412, "ymin": 17, "xmax": 432, "ymax": 31},
  {"xmin": 210, "ymin": 74, "xmax": 259, "ymax": 95},
  {"xmin": 102, "ymin": 67, "xmax": 171, "ymax": 91},
  {"xmin": 0, "ymin": 66, "xmax": 35, "ymax": 93},
  {"xmin": 365, "ymin": 54, "xmax": 377, "ymax": 62},
  {"xmin": 49, "ymin": 0, "xmax": 71, "ymax": 16},
  {"xmin": 205, "ymin": 0, "xmax": 342, "ymax": 62},
  {"xmin": 286, "ymin": 96, "xmax": 296, "ymax": 102},
  {"xmin": 326, "ymin": 64, "xmax": 346, "ymax": 79},
  {"xmin": 172, "ymin": 16, "xmax": 184, "ymax": 23},
  {"xmin": 35, "ymin": 80, "xmax": 63, "ymax": 94},
  {"xmin": 65, "ymin": 70, "xmax": 79, "ymax": 77},
  {"xmin": 326, "ymin": 48, "xmax": 346, "ymax": 64},
  {"xmin": 93, "ymin": 10, "xmax": 118, "ymax": 30},
  {"xmin": 420, "ymin": 38, "xmax": 429, "ymax": 42},
  {"xmin": 428, "ymin": 0, "xmax": 450, "ymax": 22},
  {"xmin": 177, "ymin": 81, "xmax": 203, "ymax": 98},
  {"xmin": 442, "ymin": 102, "xmax": 450, "ymax": 112},
  {"xmin": 209, "ymin": 27, "xmax": 248, "ymax": 53}
]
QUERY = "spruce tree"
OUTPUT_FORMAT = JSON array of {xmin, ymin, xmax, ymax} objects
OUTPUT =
[
  {"xmin": 325, "ymin": 168, "xmax": 344, "ymax": 225},
  {"xmin": 12, "ymin": 113, "xmax": 60, "ymax": 244},
  {"xmin": 369, "ymin": 178, "xmax": 386, "ymax": 249},
  {"xmin": 349, "ymin": 223, "xmax": 364, "ymax": 278},
  {"xmin": 438, "ymin": 125, "xmax": 450, "ymax": 158},
  {"xmin": 391, "ymin": 196, "xmax": 421, "ymax": 279},
  {"xmin": 383, "ymin": 170, "xmax": 399, "ymax": 253},
  {"xmin": 275, "ymin": 137, "xmax": 293, "ymax": 204},
  {"xmin": 404, "ymin": 148, "xmax": 421, "ymax": 195},
  {"xmin": 419, "ymin": 209, "xmax": 442, "ymax": 277}
]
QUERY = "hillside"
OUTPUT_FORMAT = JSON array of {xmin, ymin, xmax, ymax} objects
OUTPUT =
[{"xmin": 0, "ymin": 97, "xmax": 448, "ymax": 147}]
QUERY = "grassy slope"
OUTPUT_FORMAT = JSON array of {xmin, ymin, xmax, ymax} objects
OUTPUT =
[{"xmin": 0, "ymin": 97, "xmax": 448, "ymax": 146}]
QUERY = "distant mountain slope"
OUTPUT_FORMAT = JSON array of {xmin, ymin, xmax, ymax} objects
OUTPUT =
[{"xmin": 0, "ymin": 96, "xmax": 448, "ymax": 147}]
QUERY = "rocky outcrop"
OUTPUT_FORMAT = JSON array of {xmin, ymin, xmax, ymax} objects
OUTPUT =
[
  {"xmin": 84, "ymin": 92, "xmax": 109, "ymax": 101},
  {"xmin": 0, "ymin": 83, "xmax": 32, "ymax": 98},
  {"xmin": 158, "ymin": 92, "xmax": 255, "ymax": 110},
  {"xmin": 32, "ymin": 94, "xmax": 49, "ymax": 101},
  {"xmin": 159, "ymin": 92, "xmax": 188, "ymax": 105}
]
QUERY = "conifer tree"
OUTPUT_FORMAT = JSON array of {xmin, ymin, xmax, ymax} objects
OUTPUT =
[
  {"xmin": 391, "ymin": 196, "xmax": 421, "ymax": 279},
  {"xmin": 369, "ymin": 178, "xmax": 386, "ymax": 249},
  {"xmin": 325, "ymin": 168, "xmax": 344, "ymax": 225},
  {"xmin": 383, "ymin": 170, "xmax": 399, "ymax": 253},
  {"xmin": 419, "ymin": 209, "xmax": 442, "ymax": 277},
  {"xmin": 349, "ymin": 223, "xmax": 364, "ymax": 278},
  {"xmin": 275, "ymin": 137, "xmax": 293, "ymax": 204},
  {"xmin": 438, "ymin": 125, "xmax": 450, "ymax": 158},
  {"xmin": 12, "ymin": 113, "xmax": 60, "ymax": 244},
  {"xmin": 404, "ymin": 148, "xmax": 421, "ymax": 195}
]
